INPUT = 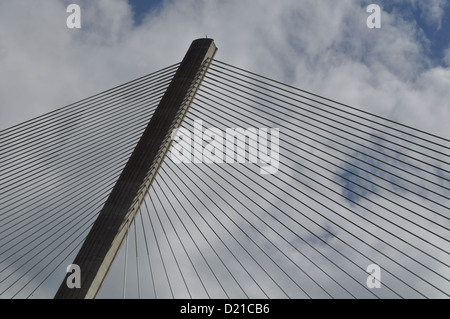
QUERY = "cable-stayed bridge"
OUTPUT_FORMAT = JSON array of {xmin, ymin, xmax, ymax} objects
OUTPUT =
[{"xmin": 0, "ymin": 39, "xmax": 449, "ymax": 299}]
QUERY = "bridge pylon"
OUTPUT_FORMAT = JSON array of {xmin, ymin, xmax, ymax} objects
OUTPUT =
[{"xmin": 54, "ymin": 38, "xmax": 217, "ymax": 299}]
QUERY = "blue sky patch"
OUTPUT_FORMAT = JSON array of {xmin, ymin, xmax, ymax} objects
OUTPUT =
[
  {"xmin": 128, "ymin": 0, "xmax": 164, "ymax": 25},
  {"xmin": 379, "ymin": 0, "xmax": 450, "ymax": 66}
]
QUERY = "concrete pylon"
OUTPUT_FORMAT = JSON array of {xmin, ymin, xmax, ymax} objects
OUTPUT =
[{"xmin": 54, "ymin": 38, "xmax": 217, "ymax": 299}]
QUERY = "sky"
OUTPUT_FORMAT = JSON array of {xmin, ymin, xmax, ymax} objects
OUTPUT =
[
  {"xmin": 1, "ymin": 0, "xmax": 450, "ymax": 135},
  {"xmin": 0, "ymin": 0, "xmax": 450, "ymax": 299},
  {"xmin": 128, "ymin": 0, "xmax": 163, "ymax": 25}
]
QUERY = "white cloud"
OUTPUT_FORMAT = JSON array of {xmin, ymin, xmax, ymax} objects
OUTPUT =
[{"xmin": 1, "ymin": 0, "xmax": 449, "ymax": 133}]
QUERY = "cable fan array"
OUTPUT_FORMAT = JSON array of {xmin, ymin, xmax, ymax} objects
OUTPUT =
[
  {"xmin": 1, "ymin": 59, "xmax": 449, "ymax": 299},
  {"xmin": 0, "ymin": 63, "xmax": 180, "ymax": 298}
]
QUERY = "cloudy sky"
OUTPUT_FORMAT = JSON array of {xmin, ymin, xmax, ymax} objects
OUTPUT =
[
  {"xmin": 1, "ymin": 0, "xmax": 450, "ymax": 133},
  {"xmin": 1, "ymin": 0, "xmax": 450, "ymax": 299}
]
